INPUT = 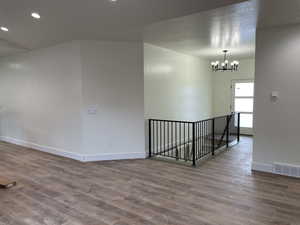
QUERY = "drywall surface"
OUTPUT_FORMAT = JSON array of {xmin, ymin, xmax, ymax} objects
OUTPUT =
[
  {"xmin": 0, "ymin": 40, "xmax": 146, "ymax": 160},
  {"xmin": 253, "ymin": 24, "xmax": 300, "ymax": 170},
  {"xmin": 80, "ymin": 41, "xmax": 145, "ymax": 158},
  {"xmin": 144, "ymin": 43, "xmax": 212, "ymax": 121},
  {"xmin": 0, "ymin": 42, "xmax": 83, "ymax": 155}
]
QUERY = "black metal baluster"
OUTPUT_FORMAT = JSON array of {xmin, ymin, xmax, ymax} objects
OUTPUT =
[
  {"xmin": 206, "ymin": 120, "xmax": 211, "ymax": 154},
  {"xmin": 195, "ymin": 123, "xmax": 197, "ymax": 160},
  {"xmin": 201, "ymin": 121, "xmax": 203, "ymax": 158},
  {"xmin": 212, "ymin": 118, "xmax": 215, "ymax": 156},
  {"xmin": 204, "ymin": 121, "xmax": 206, "ymax": 155},
  {"xmin": 226, "ymin": 116, "xmax": 230, "ymax": 148},
  {"xmin": 192, "ymin": 122, "xmax": 196, "ymax": 166},
  {"xmin": 163, "ymin": 121, "xmax": 165, "ymax": 156},
  {"xmin": 197, "ymin": 123, "xmax": 199, "ymax": 160},
  {"xmin": 205, "ymin": 121, "xmax": 207, "ymax": 155},
  {"xmin": 237, "ymin": 113, "xmax": 240, "ymax": 142},
  {"xmin": 196, "ymin": 122, "xmax": 201, "ymax": 160},
  {"xmin": 149, "ymin": 120, "xmax": 152, "ymax": 158},
  {"xmin": 183, "ymin": 123, "xmax": 186, "ymax": 161},
  {"xmin": 203, "ymin": 122, "xmax": 205, "ymax": 156},
  {"xmin": 188, "ymin": 123, "xmax": 190, "ymax": 161},
  {"xmin": 155, "ymin": 121, "xmax": 159, "ymax": 154},
  {"xmin": 152, "ymin": 121, "xmax": 154, "ymax": 156},
  {"xmin": 159, "ymin": 121, "xmax": 162, "ymax": 154},
  {"xmin": 179, "ymin": 122, "xmax": 182, "ymax": 160},
  {"xmin": 198, "ymin": 123, "xmax": 201, "ymax": 159},
  {"xmin": 199, "ymin": 122, "xmax": 201, "ymax": 158},
  {"xmin": 168, "ymin": 122, "xmax": 169, "ymax": 156},
  {"xmin": 202, "ymin": 122, "xmax": 206, "ymax": 156},
  {"xmin": 172, "ymin": 122, "xmax": 174, "ymax": 158},
  {"xmin": 175, "ymin": 122, "xmax": 178, "ymax": 160},
  {"xmin": 203, "ymin": 122, "xmax": 205, "ymax": 155}
]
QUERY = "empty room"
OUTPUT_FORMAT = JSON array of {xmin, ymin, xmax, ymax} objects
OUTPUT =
[{"xmin": 0, "ymin": 0, "xmax": 300, "ymax": 225}]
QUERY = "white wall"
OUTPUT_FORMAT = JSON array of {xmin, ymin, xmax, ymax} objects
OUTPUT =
[
  {"xmin": 0, "ymin": 40, "xmax": 145, "ymax": 161},
  {"xmin": 253, "ymin": 24, "xmax": 300, "ymax": 171},
  {"xmin": 144, "ymin": 44, "xmax": 212, "ymax": 121},
  {"xmin": 80, "ymin": 41, "xmax": 145, "ymax": 159},
  {"xmin": 212, "ymin": 58, "xmax": 255, "ymax": 117},
  {"xmin": 144, "ymin": 43, "xmax": 255, "ymax": 121},
  {"xmin": 0, "ymin": 42, "xmax": 83, "ymax": 156}
]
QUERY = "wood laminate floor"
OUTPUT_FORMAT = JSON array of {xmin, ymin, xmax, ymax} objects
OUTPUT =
[{"xmin": 0, "ymin": 137, "xmax": 300, "ymax": 225}]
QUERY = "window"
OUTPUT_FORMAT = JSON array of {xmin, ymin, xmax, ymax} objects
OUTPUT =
[{"xmin": 232, "ymin": 81, "xmax": 254, "ymax": 129}]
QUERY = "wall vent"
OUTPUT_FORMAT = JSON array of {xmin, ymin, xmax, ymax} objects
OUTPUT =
[{"xmin": 273, "ymin": 163, "xmax": 300, "ymax": 178}]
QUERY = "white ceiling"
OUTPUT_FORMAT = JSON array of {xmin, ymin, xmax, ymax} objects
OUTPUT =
[
  {"xmin": 144, "ymin": 0, "xmax": 300, "ymax": 59},
  {"xmin": 0, "ymin": 0, "xmax": 245, "ymax": 57},
  {"xmin": 2, "ymin": 0, "xmax": 300, "ymax": 59},
  {"xmin": 144, "ymin": 1, "xmax": 257, "ymax": 59}
]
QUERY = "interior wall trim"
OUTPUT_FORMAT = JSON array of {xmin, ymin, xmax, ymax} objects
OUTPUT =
[
  {"xmin": 252, "ymin": 161, "xmax": 274, "ymax": 173},
  {"xmin": 0, "ymin": 136, "xmax": 146, "ymax": 162}
]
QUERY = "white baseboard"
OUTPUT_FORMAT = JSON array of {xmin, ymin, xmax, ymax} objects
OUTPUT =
[
  {"xmin": 0, "ymin": 136, "xmax": 146, "ymax": 162},
  {"xmin": 252, "ymin": 161, "xmax": 300, "ymax": 178},
  {"xmin": 0, "ymin": 136, "xmax": 84, "ymax": 161},
  {"xmin": 82, "ymin": 152, "xmax": 146, "ymax": 162},
  {"xmin": 252, "ymin": 162, "xmax": 274, "ymax": 173}
]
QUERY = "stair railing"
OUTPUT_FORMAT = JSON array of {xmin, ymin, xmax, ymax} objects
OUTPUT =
[{"xmin": 148, "ymin": 113, "xmax": 240, "ymax": 166}]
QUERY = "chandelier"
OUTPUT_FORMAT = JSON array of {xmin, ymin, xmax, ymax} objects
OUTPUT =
[{"xmin": 211, "ymin": 50, "xmax": 239, "ymax": 72}]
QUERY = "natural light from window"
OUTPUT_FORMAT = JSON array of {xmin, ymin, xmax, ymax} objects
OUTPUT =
[{"xmin": 233, "ymin": 81, "xmax": 254, "ymax": 129}]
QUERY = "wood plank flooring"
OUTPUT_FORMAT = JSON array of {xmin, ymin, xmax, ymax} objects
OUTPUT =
[{"xmin": 0, "ymin": 137, "xmax": 300, "ymax": 225}]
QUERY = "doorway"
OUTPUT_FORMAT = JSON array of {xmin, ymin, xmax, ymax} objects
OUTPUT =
[{"xmin": 231, "ymin": 80, "xmax": 254, "ymax": 135}]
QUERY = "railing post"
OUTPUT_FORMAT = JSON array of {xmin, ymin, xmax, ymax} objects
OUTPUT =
[
  {"xmin": 149, "ymin": 119, "xmax": 152, "ymax": 158},
  {"xmin": 226, "ymin": 115, "xmax": 230, "ymax": 148},
  {"xmin": 237, "ymin": 113, "xmax": 240, "ymax": 142},
  {"xmin": 212, "ymin": 118, "xmax": 215, "ymax": 156},
  {"xmin": 192, "ymin": 122, "xmax": 196, "ymax": 167}
]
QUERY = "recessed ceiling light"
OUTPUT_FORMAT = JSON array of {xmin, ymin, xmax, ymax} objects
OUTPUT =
[
  {"xmin": 1, "ymin": 27, "xmax": 8, "ymax": 32},
  {"xmin": 110, "ymin": 0, "xmax": 117, "ymax": 2},
  {"xmin": 31, "ymin": 12, "xmax": 41, "ymax": 19}
]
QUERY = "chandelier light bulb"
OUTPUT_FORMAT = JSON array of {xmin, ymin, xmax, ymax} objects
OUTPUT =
[{"xmin": 211, "ymin": 50, "xmax": 239, "ymax": 72}]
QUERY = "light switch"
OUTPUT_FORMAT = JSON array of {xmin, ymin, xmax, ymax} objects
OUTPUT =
[
  {"xmin": 271, "ymin": 91, "xmax": 279, "ymax": 103},
  {"xmin": 271, "ymin": 91, "xmax": 279, "ymax": 98},
  {"xmin": 87, "ymin": 105, "xmax": 98, "ymax": 115}
]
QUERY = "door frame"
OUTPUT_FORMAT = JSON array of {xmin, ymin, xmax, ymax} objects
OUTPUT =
[{"xmin": 231, "ymin": 79, "xmax": 254, "ymax": 135}]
